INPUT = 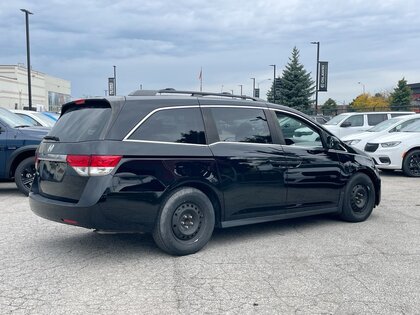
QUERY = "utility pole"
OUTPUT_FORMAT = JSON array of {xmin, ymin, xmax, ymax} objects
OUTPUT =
[{"xmin": 21, "ymin": 9, "xmax": 33, "ymax": 110}]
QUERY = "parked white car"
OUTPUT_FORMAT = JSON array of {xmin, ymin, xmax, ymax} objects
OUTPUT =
[
  {"xmin": 341, "ymin": 114, "xmax": 420, "ymax": 150},
  {"xmin": 363, "ymin": 119, "xmax": 420, "ymax": 176},
  {"xmin": 11, "ymin": 110, "xmax": 56, "ymax": 128},
  {"xmin": 324, "ymin": 111, "xmax": 414, "ymax": 138}
]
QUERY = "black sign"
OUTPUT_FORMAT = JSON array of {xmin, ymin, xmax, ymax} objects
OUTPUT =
[
  {"xmin": 254, "ymin": 88, "xmax": 260, "ymax": 98},
  {"xmin": 319, "ymin": 62, "xmax": 328, "ymax": 92},
  {"xmin": 108, "ymin": 77, "xmax": 115, "ymax": 96}
]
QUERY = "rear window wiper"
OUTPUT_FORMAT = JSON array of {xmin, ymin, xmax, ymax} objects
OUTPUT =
[{"xmin": 44, "ymin": 135, "xmax": 60, "ymax": 141}]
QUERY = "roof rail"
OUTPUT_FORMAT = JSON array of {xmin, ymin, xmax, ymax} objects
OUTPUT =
[{"xmin": 128, "ymin": 88, "xmax": 264, "ymax": 101}]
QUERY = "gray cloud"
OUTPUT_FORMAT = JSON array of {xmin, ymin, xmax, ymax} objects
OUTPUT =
[{"xmin": 1, "ymin": 0, "xmax": 419, "ymax": 103}]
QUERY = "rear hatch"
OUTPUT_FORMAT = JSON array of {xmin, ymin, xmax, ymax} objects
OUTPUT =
[{"xmin": 35, "ymin": 99, "xmax": 118, "ymax": 202}]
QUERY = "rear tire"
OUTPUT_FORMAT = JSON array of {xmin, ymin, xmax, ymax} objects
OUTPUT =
[
  {"xmin": 153, "ymin": 187, "xmax": 215, "ymax": 256},
  {"xmin": 14, "ymin": 156, "xmax": 36, "ymax": 196},
  {"xmin": 402, "ymin": 150, "xmax": 420, "ymax": 177},
  {"xmin": 340, "ymin": 173, "xmax": 375, "ymax": 222}
]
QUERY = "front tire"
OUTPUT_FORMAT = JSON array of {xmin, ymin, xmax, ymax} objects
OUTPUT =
[
  {"xmin": 14, "ymin": 156, "xmax": 36, "ymax": 196},
  {"xmin": 153, "ymin": 187, "xmax": 215, "ymax": 256},
  {"xmin": 402, "ymin": 150, "xmax": 420, "ymax": 177},
  {"xmin": 340, "ymin": 173, "xmax": 375, "ymax": 222}
]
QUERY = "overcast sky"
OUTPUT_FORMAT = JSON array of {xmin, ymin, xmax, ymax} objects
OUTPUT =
[{"xmin": 1, "ymin": 0, "xmax": 419, "ymax": 104}]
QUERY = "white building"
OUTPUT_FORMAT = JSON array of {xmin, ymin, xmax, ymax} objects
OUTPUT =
[{"xmin": 0, "ymin": 64, "xmax": 71, "ymax": 112}]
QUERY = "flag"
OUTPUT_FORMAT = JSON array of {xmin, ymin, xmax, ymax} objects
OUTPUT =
[{"xmin": 198, "ymin": 68, "xmax": 202, "ymax": 80}]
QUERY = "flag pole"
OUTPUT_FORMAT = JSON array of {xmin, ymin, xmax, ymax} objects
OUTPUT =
[{"xmin": 199, "ymin": 67, "xmax": 203, "ymax": 92}]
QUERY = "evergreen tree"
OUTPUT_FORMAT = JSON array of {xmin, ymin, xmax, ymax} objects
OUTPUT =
[
  {"xmin": 267, "ymin": 47, "xmax": 315, "ymax": 114},
  {"xmin": 389, "ymin": 78, "xmax": 412, "ymax": 111},
  {"xmin": 321, "ymin": 98, "xmax": 338, "ymax": 115}
]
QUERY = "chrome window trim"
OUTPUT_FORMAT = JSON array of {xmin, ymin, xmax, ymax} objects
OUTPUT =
[
  {"xmin": 123, "ymin": 139, "xmax": 208, "ymax": 147},
  {"xmin": 201, "ymin": 105, "xmax": 265, "ymax": 109},
  {"xmin": 123, "ymin": 104, "xmax": 268, "ymax": 144},
  {"xmin": 37, "ymin": 154, "xmax": 67, "ymax": 162}
]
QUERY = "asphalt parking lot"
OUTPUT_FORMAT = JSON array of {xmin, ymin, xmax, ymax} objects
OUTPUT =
[{"xmin": 0, "ymin": 173, "xmax": 419, "ymax": 315}]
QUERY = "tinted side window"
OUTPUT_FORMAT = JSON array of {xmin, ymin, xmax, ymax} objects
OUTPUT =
[
  {"xmin": 367, "ymin": 114, "xmax": 387, "ymax": 126},
  {"xmin": 129, "ymin": 107, "xmax": 206, "ymax": 144},
  {"xmin": 275, "ymin": 112, "xmax": 322, "ymax": 147},
  {"xmin": 343, "ymin": 115, "xmax": 363, "ymax": 127},
  {"xmin": 210, "ymin": 108, "xmax": 272, "ymax": 143}
]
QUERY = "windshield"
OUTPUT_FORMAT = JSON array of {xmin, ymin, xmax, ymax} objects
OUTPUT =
[
  {"xmin": 0, "ymin": 108, "xmax": 32, "ymax": 128},
  {"xmin": 367, "ymin": 117, "xmax": 401, "ymax": 132},
  {"xmin": 325, "ymin": 114, "xmax": 348, "ymax": 125},
  {"xmin": 401, "ymin": 120, "xmax": 420, "ymax": 132}
]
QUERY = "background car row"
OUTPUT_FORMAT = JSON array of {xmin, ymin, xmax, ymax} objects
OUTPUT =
[
  {"xmin": 328, "ymin": 113, "xmax": 420, "ymax": 177},
  {"xmin": 0, "ymin": 108, "xmax": 52, "ymax": 195}
]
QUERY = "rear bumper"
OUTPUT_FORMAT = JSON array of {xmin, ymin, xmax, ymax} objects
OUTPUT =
[{"xmin": 29, "ymin": 192, "xmax": 159, "ymax": 233}]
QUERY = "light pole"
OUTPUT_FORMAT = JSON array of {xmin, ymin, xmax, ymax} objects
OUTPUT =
[
  {"xmin": 21, "ymin": 9, "xmax": 33, "ymax": 110},
  {"xmin": 256, "ymin": 78, "xmax": 271, "ymax": 100},
  {"xmin": 310, "ymin": 41, "xmax": 320, "ymax": 114},
  {"xmin": 250, "ymin": 78, "xmax": 256, "ymax": 97},
  {"xmin": 269, "ymin": 65, "xmax": 276, "ymax": 102},
  {"xmin": 238, "ymin": 84, "xmax": 243, "ymax": 96},
  {"xmin": 113, "ymin": 65, "xmax": 117, "ymax": 95},
  {"xmin": 358, "ymin": 82, "xmax": 365, "ymax": 94}
]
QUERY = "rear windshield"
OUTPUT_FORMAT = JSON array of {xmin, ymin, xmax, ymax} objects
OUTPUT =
[{"xmin": 48, "ymin": 107, "xmax": 111, "ymax": 142}]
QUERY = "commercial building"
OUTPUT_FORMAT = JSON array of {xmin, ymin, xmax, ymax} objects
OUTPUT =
[{"xmin": 0, "ymin": 64, "xmax": 71, "ymax": 112}]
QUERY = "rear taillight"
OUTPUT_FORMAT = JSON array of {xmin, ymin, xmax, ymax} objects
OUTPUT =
[{"xmin": 66, "ymin": 155, "xmax": 122, "ymax": 176}]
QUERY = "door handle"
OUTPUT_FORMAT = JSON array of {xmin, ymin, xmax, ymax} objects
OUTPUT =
[{"xmin": 269, "ymin": 160, "xmax": 302, "ymax": 168}]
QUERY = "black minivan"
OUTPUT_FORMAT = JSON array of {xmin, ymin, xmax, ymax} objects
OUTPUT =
[{"xmin": 29, "ymin": 89, "xmax": 381, "ymax": 255}]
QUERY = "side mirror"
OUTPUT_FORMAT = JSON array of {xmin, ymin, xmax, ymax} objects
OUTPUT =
[
  {"xmin": 327, "ymin": 135, "xmax": 341, "ymax": 150},
  {"xmin": 341, "ymin": 121, "xmax": 351, "ymax": 128}
]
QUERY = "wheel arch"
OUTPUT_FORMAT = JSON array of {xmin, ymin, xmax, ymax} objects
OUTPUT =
[
  {"xmin": 403, "ymin": 146, "xmax": 420, "ymax": 161},
  {"xmin": 165, "ymin": 181, "xmax": 223, "ymax": 228},
  {"xmin": 7, "ymin": 147, "xmax": 37, "ymax": 178},
  {"xmin": 354, "ymin": 168, "xmax": 381, "ymax": 206},
  {"xmin": 402, "ymin": 146, "xmax": 420, "ymax": 176}
]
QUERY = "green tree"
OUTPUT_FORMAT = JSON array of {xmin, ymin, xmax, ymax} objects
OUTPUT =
[
  {"xmin": 321, "ymin": 98, "xmax": 338, "ymax": 115},
  {"xmin": 389, "ymin": 78, "xmax": 412, "ymax": 111},
  {"xmin": 267, "ymin": 47, "xmax": 315, "ymax": 114}
]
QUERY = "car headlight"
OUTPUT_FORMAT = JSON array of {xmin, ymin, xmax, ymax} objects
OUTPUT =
[
  {"xmin": 380, "ymin": 141, "xmax": 401, "ymax": 148},
  {"xmin": 344, "ymin": 139, "xmax": 361, "ymax": 145}
]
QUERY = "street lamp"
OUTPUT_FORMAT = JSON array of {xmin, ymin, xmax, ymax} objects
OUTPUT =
[
  {"xmin": 269, "ymin": 65, "xmax": 276, "ymax": 102},
  {"xmin": 310, "ymin": 41, "xmax": 320, "ymax": 114},
  {"xmin": 21, "ymin": 9, "xmax": 33, "ymax": 110},
  {"xmin": 257, "ymin": 78, "xmax": 271, "ymax": 88},
  {"xmin": 358, "ymin": 82, "xmax": 365, "ymax": 94},
  {"xmin": 250, "ymin": 78, "xmax": 256, "ymax": 97}
]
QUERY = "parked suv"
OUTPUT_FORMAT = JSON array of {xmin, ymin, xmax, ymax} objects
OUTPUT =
[
  {"xmin": 29, "ymin": 90, "xmax": 381, "ymax": 255},
  {"xmin": 0, "ymin": 107, "xmax": 49, "ymax": 195}
]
